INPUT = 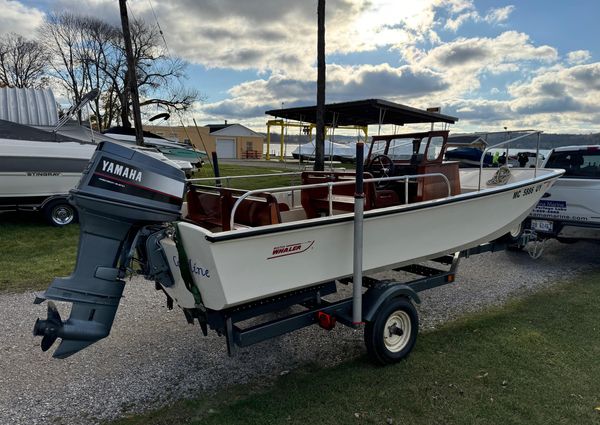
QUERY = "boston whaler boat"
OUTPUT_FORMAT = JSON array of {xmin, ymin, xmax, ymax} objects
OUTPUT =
[{"xmin": 33, "ymin": 99, "xmax": 563, "ymax": 364}]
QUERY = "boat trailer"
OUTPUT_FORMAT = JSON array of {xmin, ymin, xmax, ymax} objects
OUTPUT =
[{"xmin": 201, "ymin": 236, "xmax": 529, "ymax": 365}]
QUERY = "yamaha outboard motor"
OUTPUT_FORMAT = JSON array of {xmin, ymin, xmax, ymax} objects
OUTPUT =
[{"xmin": 33, "ymin": 141, "xmax": 185, "ymax": 358}]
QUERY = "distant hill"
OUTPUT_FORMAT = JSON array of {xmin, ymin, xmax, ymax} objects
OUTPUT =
[
  {"xmin": 261, "ymin": 132, "xmax": 600, "ymax": 149},
  {"xmin": 460, "ymin": 133, "xmax": 600, "ymax": 149}
]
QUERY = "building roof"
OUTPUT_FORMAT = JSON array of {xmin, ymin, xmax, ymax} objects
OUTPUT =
[
  {"xmin": 265, "ymin": 98, "xmax": 458, "ymax": 127},
  {"xmin": 0, "ymin": 87, "xmax": 59, "ymax": 126},
  {"xmin": 205, "ymin": 124, "xmax": 232, "ymax": 133},
  {"xmin": 208, "ymin": 123, "xmax": 262, "ymax": 138}
]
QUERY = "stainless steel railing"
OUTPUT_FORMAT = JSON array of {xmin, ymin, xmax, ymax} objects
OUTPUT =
[
  {"xmin": 229, "ymin": 172, "xmax": 451, "ymax": 230},
  {"xmin": 477, "ymin": 130, "xmax": 543, "ymax": 190}
]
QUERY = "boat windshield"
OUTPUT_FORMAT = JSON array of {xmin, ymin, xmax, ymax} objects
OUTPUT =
[
  {"xmin": 387, "ymin": 138, "xmax": 414, "ymax": 160},
  {"xmin": 427, "ymin": 135, "xmax": 445, "ymax": 161}
]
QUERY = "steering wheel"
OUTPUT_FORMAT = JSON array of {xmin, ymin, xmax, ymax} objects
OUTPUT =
[{"xmin": 366, "ymin": 154, "xmax": 396, "ymax": 187}]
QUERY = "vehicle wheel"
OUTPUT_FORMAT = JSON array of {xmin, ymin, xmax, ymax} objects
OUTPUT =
[
  {"xmin": 43, "ymin": 200, "xmax": 77, "ymax": 227},
  {"xmin": 364, "ymin": 297, "xmax": 418, "ymax": 365},
  {"xmin": 501, "ymin": 221, "xmax": 524, "ymax": 244}
]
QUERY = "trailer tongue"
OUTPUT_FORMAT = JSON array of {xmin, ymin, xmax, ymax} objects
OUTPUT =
[{"xmin": 33, "ymin": 141, "xmax": 185, "ymax": 358}]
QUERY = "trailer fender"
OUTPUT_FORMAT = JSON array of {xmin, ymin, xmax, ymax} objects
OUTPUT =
[{"xmin": 362, "ymin": 282, "xmax": 421, "ymax": 322}]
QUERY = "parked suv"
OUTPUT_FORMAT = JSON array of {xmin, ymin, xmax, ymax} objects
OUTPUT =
[{"xmin": 527, "ymin": 145, "xmax": 600, "ymax": 242}]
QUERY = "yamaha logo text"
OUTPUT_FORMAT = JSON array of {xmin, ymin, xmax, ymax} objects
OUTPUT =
[{"xmin": 101, "ymin": 160, "xmax": 143, "ymax": 182}]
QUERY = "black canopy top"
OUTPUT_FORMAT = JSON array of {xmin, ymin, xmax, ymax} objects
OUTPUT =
[
  {"xmin": 0, "ymin": 119, "xmax": 89, "ymax": 144},
  {"xmin": 265, "ymin": 99, "xmax": 458, "ymax": 127}
]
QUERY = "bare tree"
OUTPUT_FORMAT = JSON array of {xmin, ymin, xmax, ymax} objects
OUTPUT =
[
  {"xmin": 38, "ymin": 12, "xmax": 198, "ymax": 129},
  {"xmin": 115, "ymin": 18, "xmax": 198, "ymax": 127},
  {"xmin": 38, "ymin": 12, "xmax": 90, "ymax": 121},
  {"xmin": 78, "ymin": 17, "xmax": 120, "ymax": 130},
  {"xmin": 314, "ymin": 0, "xmax": 326, "ymax": 171},
  {"xmin": 0, "ymin": 33, "xmax": 49, "ymax": 88}
]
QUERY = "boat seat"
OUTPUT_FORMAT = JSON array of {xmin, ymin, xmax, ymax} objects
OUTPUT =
[
  {"xmin": 300, "ymin": 171, "xmax": 399, "ymax": 218},
  {"xmin": 186, "ymin": 186, "xmax": 281, "ymax": 231}
]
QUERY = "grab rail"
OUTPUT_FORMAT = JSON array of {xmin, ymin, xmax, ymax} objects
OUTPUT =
[
  {"xmin": 187, "ymin": 172, "xmax": 302, "ymax": 187},
  {"xmin": 229, "ymin": 172, "xmax": 451, "ymax": 230},
  {"xmin": 477, "ymin": 130, "xmax": 543, "ymax": 190}
]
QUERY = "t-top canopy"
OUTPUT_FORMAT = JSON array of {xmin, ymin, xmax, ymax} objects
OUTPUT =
[{"xmin": 265, "ymin": 99, "xmax": 458, "ymax": 127}]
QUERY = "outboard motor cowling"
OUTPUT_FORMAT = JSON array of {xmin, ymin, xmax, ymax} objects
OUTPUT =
[{"xmin": 33, "ymin": 141, "xmax": 185, "ymax": 358}]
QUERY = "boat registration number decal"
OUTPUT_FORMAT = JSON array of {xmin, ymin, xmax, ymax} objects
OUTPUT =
[
  {"xmin": 268, "ymin": 241, "xmax": 315, "ymax": 260},
  {"xmin": 513, "ymin": 183, "xmax": 544, "ymax": 199}
]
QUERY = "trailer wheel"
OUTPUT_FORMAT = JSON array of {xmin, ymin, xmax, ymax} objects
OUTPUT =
[
  {"xmin": 364, "ymin": 297, "xmax": 418, "ymax": 365},
  {"xmin": 43, "ymin": 200, "xmax": 77, "ymax": 227},
  {"xmin": 501, "ymin": 221, "xmax": 524, "ymax": 244}
]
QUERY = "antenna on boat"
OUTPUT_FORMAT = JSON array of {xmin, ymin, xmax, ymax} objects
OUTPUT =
[{"xmin": 52, "ymin": 89, "xmax": 100, "ymax": 134}]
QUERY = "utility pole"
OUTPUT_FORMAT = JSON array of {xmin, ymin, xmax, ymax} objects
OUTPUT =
[
  {"xmin": 314, "ymin": 0, "xmax": 326, "ymax": 171},
  {"xmin": 119, "ymin": 0, "xmax": 144, "ymax": 146}
]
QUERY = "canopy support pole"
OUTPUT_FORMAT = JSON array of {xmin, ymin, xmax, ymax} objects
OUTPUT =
[{"xmin": 352, "ymin": 142, "xmax": 365, "ymax": 325}]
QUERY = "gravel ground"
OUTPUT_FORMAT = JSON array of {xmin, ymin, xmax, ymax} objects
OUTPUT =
[{"xmin": 1, "ymin": 240, "xmax": 599, "ymax": 424}]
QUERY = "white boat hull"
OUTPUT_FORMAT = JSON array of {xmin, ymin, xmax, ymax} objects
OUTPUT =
[
  {"xmin": 166, "ymin": 169, "xmax": 562, "ymax": 311},
  {"xmin": 0, "ymin": 139, "xmax": 96, "ymax": 205}
]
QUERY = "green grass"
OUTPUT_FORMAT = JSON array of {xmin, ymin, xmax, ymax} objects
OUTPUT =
[
  {"xmin": 0, "ymin": 164, "xmax": 303, "ymax": 293},
  {"xmin": 192, "ymin": 163, "xmax": 303, "ymax": 190},
  {"xmin": 0, "ymin": 212, "xmax": 79, "ymax": 293},
  {"xmin": 111, "ymin": 274, "xmax": 600, "ymax": 425}
]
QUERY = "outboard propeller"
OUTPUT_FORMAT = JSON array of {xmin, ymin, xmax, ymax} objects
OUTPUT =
[{"xmin": 33, "ymin": 301, "xmax": 62, "ymax": 352}]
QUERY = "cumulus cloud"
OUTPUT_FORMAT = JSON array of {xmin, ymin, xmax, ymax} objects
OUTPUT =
[
  {"xmin": 412, "ymin": 31, "xmax": 558, "ymax": 95},
  {"xmin": 484, "ymin": 5, "xmax": 515, "ymax": 24},
  {"xmin": 0, "ymin": 0, "xmax": 45, "ymax": 36},
  {"xmin": 445, "ymin": 11, "xmax": 478, "ymax": 32},
  {"xmin": 421, "ymin": 31, "xmax": 557, "ymax": 69},
  {"xmin": 443, "ymin": 3, "xmax": 514, "ymax": 32},
  {"xmin": 567, "ymin": 50, "xmax": 591, "ymax": 65},
  {"xmin": 201, "ymin": 63, "xmax": 450, "ymax": 120}
]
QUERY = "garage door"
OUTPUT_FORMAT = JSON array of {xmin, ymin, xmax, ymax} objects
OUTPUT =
[{"xmin": 216, "ymin": 138, "xmax": 236, "ymax": 158}]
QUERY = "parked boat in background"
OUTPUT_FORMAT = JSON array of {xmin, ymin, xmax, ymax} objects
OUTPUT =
[
  {"xmin": 445, "ymin": 135, "xmax": 493, "ymax": 167},
  {"xmin": 0, "ymin": 87, "xmax": 188, "ymax": 225},
  {"xmin": 103, "ymin": 126, "xmax": 206, "ymax": 168},
  {"xmin": 291, "ymin": 138, "xmax": 356, "ymax": 162}
]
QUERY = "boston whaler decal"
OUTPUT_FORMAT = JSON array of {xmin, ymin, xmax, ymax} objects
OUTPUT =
[{"xmin": 268, "ymin": 241, "xmax": 315, "ymax": 260}]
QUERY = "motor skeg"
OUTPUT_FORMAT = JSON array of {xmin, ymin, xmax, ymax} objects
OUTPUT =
[{"xmin": 33, "ymin": 141, "xmax": 185, "ymax": 358}]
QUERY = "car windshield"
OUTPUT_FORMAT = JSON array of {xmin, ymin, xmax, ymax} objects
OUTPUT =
[{"xmin": 546, "ymin": 150, "xmax": 600, "ymax": 178}]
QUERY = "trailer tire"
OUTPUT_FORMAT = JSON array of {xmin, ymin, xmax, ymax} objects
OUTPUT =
[
  {"xmin": 43, "ymin": 200, "xmax": 77, "ymax": 227},
  {"xmin": 501, "ymin": 221, "xmax": 524, "ymax": 244},
  {"xmin": 364, "ymin": 297, "xmax": 418, "ymax": 365}
]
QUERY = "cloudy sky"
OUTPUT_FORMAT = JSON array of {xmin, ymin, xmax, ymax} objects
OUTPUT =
[{"xmin": 5, "ymin": 0, "xmax": 600, "ymax": 133}]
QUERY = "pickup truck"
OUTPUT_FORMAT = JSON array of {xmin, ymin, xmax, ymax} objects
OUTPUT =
[{"xmin": 526, "ymin": 145, "xmax": 600, "ymax": 242}]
